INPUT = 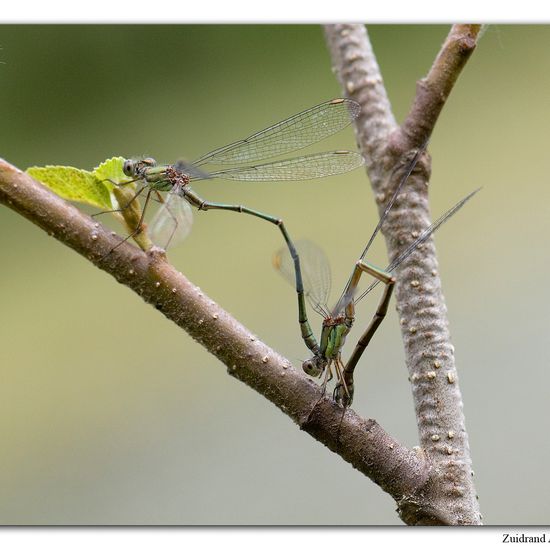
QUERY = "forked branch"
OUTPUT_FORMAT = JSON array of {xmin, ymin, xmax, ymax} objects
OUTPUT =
[
  {"xmin": 1, "ymin": 23, "xmax": 482, "ymax": 527},
  {"xmin": 324, "ymin": 24, "xmax": 482, "ymax": 524}
]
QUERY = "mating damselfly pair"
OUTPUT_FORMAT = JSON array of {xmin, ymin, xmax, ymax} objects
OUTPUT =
[{"xmin": 101, "ymin": 98, "xmax": 478, "ymax": 407}]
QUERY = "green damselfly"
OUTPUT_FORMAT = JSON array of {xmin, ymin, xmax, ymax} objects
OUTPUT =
[
  {"xmin": 109, "ymin": 99, "xmax": 363, "ymax": 253},
  {"xmin": 274, "ymin": 145, "xmax": 480, "ymax": 406}
]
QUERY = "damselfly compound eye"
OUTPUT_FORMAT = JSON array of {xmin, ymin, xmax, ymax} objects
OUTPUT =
[
  {"xmin": 122, "ymin": 159, "xmax": 134, "ymax": 177},
  {"xmin": 302, "ymin": 357, "xmax": 324, "ymax": 377}
]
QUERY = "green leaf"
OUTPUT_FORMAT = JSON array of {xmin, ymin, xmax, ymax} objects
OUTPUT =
[
  {"xmin": 93, "ymin": 157, "xmax": 133, "ymax": 190},
  {"xmin": 27, "ymin": 165, "xmax": 113, "ymax": 209},
  {"xmin": 27, "ymin": 157, "xmax": 135, "ymax": 210}
]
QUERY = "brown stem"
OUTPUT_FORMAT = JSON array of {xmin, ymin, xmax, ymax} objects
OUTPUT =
[
  {"xmin": 397, "ymin": 24, "xmax": 482, "ymax": 152},
  {"xmin": 324, "ymin": 24, "xmax": 482, "ymax": 525},
  {"xmin": 0, "ymin": 157, "xmax": 431, "ymax": 504}
]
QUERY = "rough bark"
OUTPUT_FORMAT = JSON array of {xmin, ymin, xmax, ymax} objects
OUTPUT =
[
  {"xmin": 0, "ymin": 23, "xmax": 483, "ymax": 526},
  {"xmin": 324, "ymin": 24, "xmax": 482, "ymax": 524}
]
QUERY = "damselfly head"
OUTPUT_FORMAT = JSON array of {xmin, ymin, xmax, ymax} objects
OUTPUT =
[
  {"xmin": 302, "ymin": 355, "xmax": 326, "ymax": 377},
  {"xmin": 142, "ymin": 157, "xmax": 157, "ymax": 167},
  {"xmin": 123, "ymin": 157, "xmax": 157, "ymax": 178}
]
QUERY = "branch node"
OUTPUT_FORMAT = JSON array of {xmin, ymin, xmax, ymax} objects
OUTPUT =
[
  {"xmin": 325, "ymin": 24, "xmax": 482, "ymax": 525},
  {"xmin": 147, "ymin": 245, "xmax": 167, "ymax": 263}
]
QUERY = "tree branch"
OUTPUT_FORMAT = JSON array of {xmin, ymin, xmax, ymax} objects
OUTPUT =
[
  {"xmin": 324, "ymin": 24, "xmax": 397, "ymax": 185},
  {"xmin": 398, "ymin": 24, "xmax": 482, "ymax": 151},
  {"xmin": 0, "ymin": 157, "xmax": 431, "ymax": 505},
  {"xmin": 0, "ymin": 24, "xmax": 483, "ymax": 525},
  {"xmin": 324, "ymin": 24, "xmax": 482, "ymax": 525}
]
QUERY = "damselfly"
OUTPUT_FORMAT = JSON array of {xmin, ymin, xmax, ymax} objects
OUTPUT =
[
  {"xmin": 107, "ymin": 99, "xmax": 363, "ymax": 253},
  {"xmin": 274, "ymin": 145, "xmax": 479, "ymax": 406}
]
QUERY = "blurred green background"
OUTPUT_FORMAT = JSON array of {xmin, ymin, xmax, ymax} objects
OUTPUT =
[{"xmin": 0, "ymin": 24, "xmax": 548, "ymax": 525}]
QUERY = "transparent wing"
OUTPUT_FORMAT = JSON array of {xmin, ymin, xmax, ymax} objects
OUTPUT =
[
  {"xmin": 332, "ymin": 141, "xmax": 428, "ymax": 313},
  {"xmin": 173, "ymin": 159, "xmax": 213, "ymax": 180},
  {"xmin": 192, "ymin": 99, "xmax": 361, "ymax": 166},
  {"xmin": 198, "ymin": 151, "xmax": 363, "ymax": 182},
  {"xmin": 359, "ymin": 140, "xmax": 429, "ymax": 261},
  {"xmin": 330, "ymin": 278, "xmax": 362, "ymax": 319},
  {"xmin": 149, "ymin": 183, "xmax": 194, "ymax": 250},
  {"xmin": 273, "ymin": 240, "xmax": 332, "ymax": 318},
  {"xmin": 354, "ymin": 188, "xmax": 481, "ymax": 304}
]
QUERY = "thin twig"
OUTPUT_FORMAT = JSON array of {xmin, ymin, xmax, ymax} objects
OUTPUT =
[{"xmin": 397, "ymin": 24, "xmax": 482, "ymax": 152}]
